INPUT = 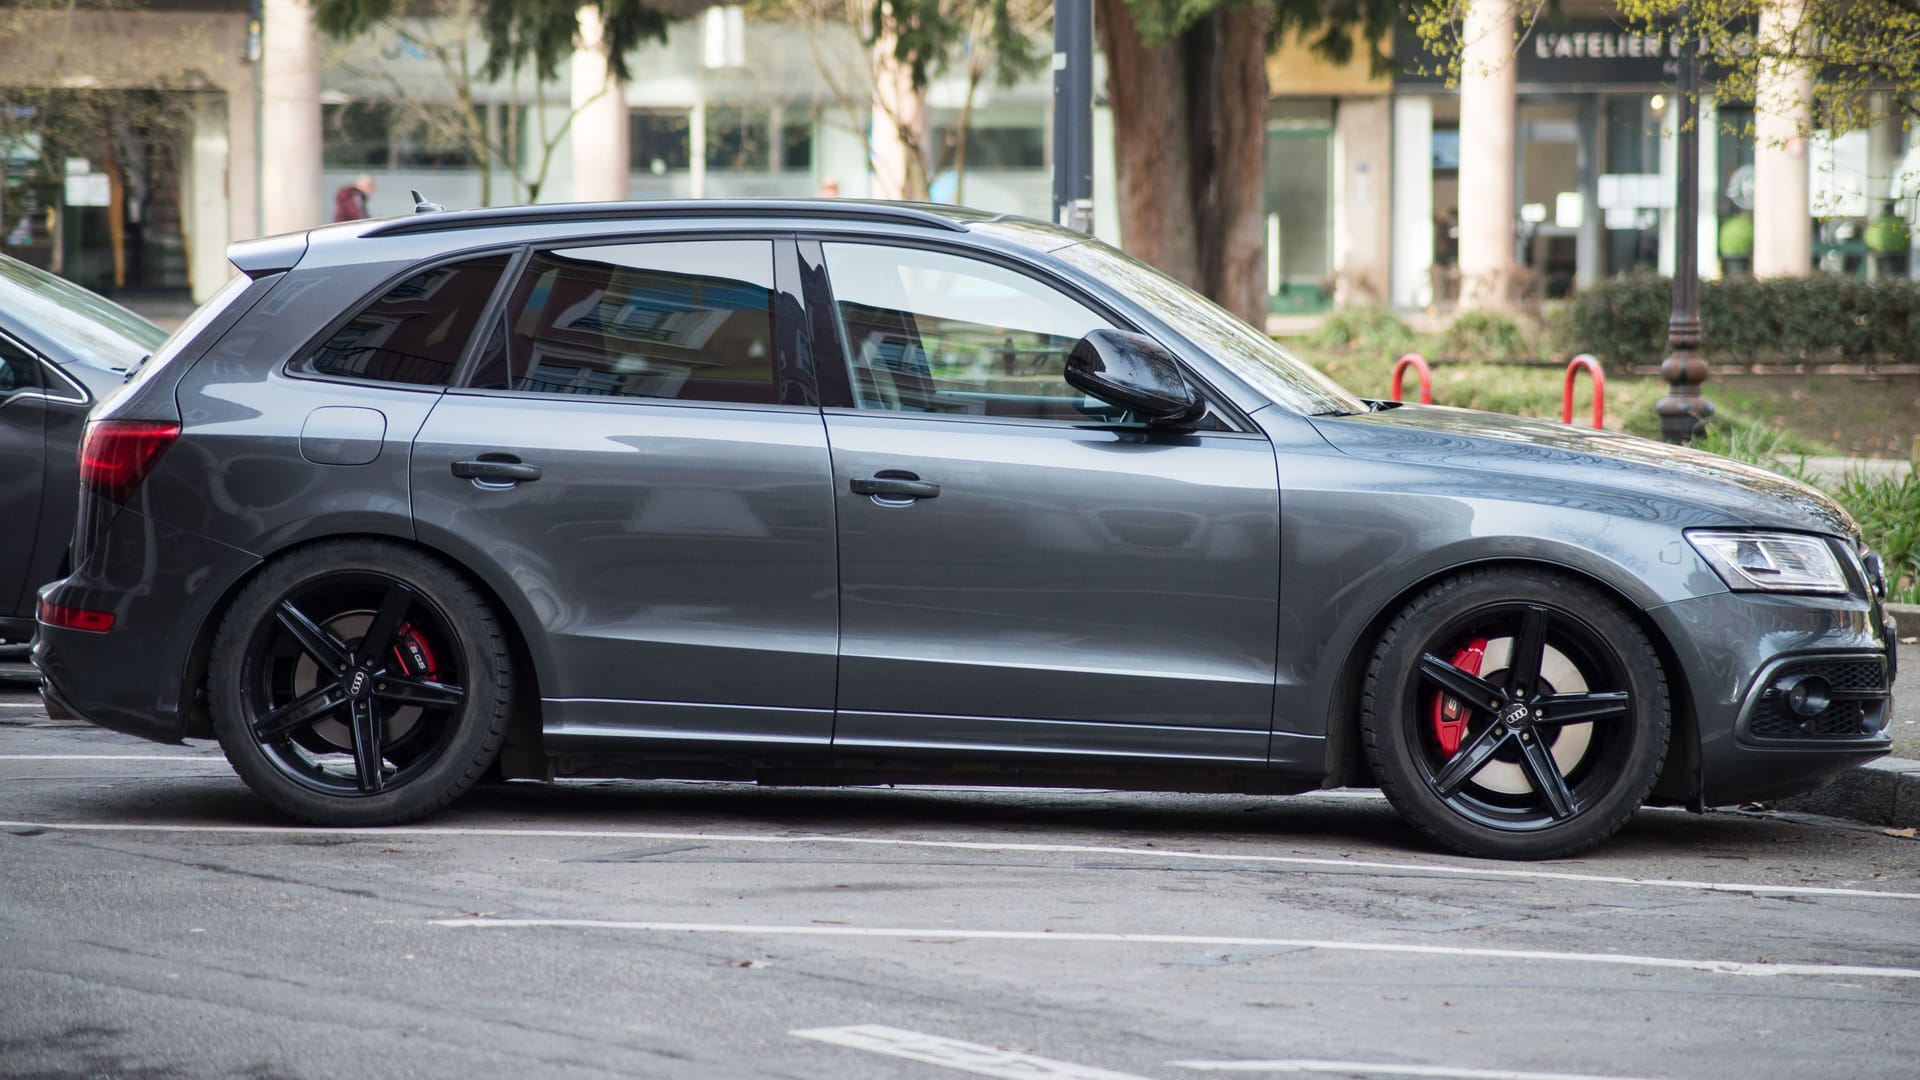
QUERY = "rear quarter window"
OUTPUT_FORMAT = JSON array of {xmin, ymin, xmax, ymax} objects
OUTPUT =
[{"xmin": 292, "ymin": 255, "xmax": 510, "ymax": 387}]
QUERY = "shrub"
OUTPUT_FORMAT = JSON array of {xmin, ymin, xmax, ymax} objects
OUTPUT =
[
  {"xmin": 1310, "ymin": 305, "xmax": 1417, "ymax": 356},
  {"xmin": 1438, "ymin": 310, "xmax": 1538, "ymax": 363},
  {"xmin": 1828, "ymin": 471, "xmax": 1920, "ymax": 604},
  {"xmin": 1557, "ymin": 273, "xmax": 1920, "ymax": 367}
]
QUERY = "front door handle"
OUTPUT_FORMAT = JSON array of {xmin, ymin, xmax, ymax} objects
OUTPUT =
[
  {"xmin": 453, "ymin": 455, "xmax": 543, "ymax": 483},
  {"xmin": 851, "ymin": 471, "xmax": 939, "ymax": 502}
]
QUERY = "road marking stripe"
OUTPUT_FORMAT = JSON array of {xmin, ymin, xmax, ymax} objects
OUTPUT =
[
  {"xmin": 793, "ymin": 1025, "xmax": 1150, "ymax": 1080},
  {"xmin": 0, "ymin": 755, "xmax": 225, "ymax": 762},
  {"xmin": 1171, "ymin": 1061, "xmax": 1663, "ymax": 1080},
  {"xmin": 430, "ymin": 917, "xmax": 1920, "ymax": 981},
  {"xmin": 1, "ymin": 818, "xmax": 1915, "ymax": 900}
]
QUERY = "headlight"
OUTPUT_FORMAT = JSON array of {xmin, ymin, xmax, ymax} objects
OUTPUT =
[{"xmin": 1687, "ymin": 530, "xmax": 1849, "ymax": 594}]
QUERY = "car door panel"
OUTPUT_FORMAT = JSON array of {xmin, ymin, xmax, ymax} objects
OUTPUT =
[
  {"xmin": 410, "ymin": 235, "xmax": 840, "ymax": 751},
  {"xmin": 0, "ymin": 342, "xmax": 47, "ymax": 621},
  {"xmin": 825, "ymin": 414, "xmax": 1281, "ymax": 763}
]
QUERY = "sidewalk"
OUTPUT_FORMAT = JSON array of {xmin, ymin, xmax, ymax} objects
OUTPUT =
[{"xmin": 1799, "ymin": 456, "xmax": 1916, "ymax": 484}]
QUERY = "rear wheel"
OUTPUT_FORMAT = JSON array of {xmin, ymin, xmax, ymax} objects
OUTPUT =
[
  {"xmin": 1361, "ymin": 568, "xmax": 1669, "ymax": 859},
  {"xmin": 210, "ymin": 541, "xmax": 512, "ymax": 825}
]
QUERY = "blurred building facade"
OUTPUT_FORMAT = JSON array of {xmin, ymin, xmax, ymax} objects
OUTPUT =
[{"xmin": 1, "ymin": 0, "xmax": 1910, "ymax": 312}]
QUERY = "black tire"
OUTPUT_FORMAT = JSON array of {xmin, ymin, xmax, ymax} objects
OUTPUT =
[
  {"xmin": 1361, "ymin": 568, "xmax": 1669, "ymax": 860},
  {"xmin": 210, "ymin": 540, "xmax": 512, "ymax": 826}
]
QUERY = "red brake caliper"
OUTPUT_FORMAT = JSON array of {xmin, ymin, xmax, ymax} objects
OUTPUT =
[
  {"xmin": 1430, "ymin": 638, "xmax": 1488, "ymax": 757},
  {"xmin": 390, "ymin": 624, "xmax": 439, "ymax": 680}
]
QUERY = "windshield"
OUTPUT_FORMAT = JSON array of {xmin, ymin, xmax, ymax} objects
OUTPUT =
[
  {"xmin": 1053, "ymin": 239, "xmax": 1367, "ymax": 416},
  {"xmin": 0, "ymin": 255, "xmax": 167, "ymax": 370}
]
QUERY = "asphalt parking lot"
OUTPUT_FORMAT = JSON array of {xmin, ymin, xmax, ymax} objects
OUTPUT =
[{"xmin": 4, "ymin": 685, "xmax": 1919, "ymax": 1080}]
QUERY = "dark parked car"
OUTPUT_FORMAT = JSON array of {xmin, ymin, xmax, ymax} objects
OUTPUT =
[
  {"xmin": 36, "ymin": 201, "xmax": 1898, "ymax": 859},
  {"xmin": 0, "ymin": 255, "xmax": 167, "ymax": 659}
]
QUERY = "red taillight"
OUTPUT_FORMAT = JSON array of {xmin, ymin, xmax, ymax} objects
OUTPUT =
[
  {"xmin": 80, "ymin": 420, "xmax": 180, "ymax": 504},
  {"xmin": 38, "ymin": 599, "xmax": 115, "ymax": 633}
]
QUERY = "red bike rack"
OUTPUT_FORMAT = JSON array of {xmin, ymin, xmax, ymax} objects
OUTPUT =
[
  {"xmin": 1390, "ymin": 353, "xmax": 1432, "ymax": 404},
  {"xmin": 1561, "ymin": 354, "xmax": 1605, "ymax": 428}
]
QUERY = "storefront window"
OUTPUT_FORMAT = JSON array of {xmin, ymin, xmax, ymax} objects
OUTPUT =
[
  {"xmin": 1601, "ymin": 95, "xmax": 1663, "ymax": 276},
  {"xmin": 1265, "ymin": 100, "xmax": 1333, "ymax": 314}
]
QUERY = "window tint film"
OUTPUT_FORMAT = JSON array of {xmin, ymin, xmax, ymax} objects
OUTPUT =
[
  {"xmin": 478, "ymin": 240, "xmax": 778, "ymax": 404},
  {"xmin": 302, "ymin": 255, "xmax": 509, "ymax": 386},
  {"xmin": 820, "ymin": 242, "xmax": 1114, "ymax": 423}
]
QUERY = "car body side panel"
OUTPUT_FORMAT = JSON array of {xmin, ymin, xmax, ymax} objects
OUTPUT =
[
  {"xmin": 0, "ymin": 389, "xmax": 47, "ymax": 619},
  {"xmin": 1253, "ymin": 410, "xmax": 1747, "ymax": 771},
  {"xmin": 35, "ymin": 507, "xmax": 260, "ymax": 742},
  {"xmin": 411, "ymin": 394, "xmax": 841, "ymax": 741},
  {"xmin": 23, "ymin": 387, "xmax": 93, "ymax": 615},
  {"xmin": 825, "ymin": 412, "xmax": 1281, "ymax": 763}
]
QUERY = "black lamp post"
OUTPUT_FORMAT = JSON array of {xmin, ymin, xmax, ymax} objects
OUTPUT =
[
  {"xmin": 1657, "ymin": 26, "xmax": 1713, "ymax": 444},
  {"xmin": 1051, "ymin": 0, "xmax": 1094, "ymax": 232}
]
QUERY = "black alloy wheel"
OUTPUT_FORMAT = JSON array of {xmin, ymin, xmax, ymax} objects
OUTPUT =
[
  {"xmin": 210, "ymin": 541, "xmax": 512, "ymax": 825},
  {"xmin": 1362, "ymin": 568, "xmax": 1670, "ymax": 859}
]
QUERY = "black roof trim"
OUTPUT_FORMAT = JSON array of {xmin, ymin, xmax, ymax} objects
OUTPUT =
[{"xmin": 361, "ymin": 199, "xmax": 972, "ymax": 238}]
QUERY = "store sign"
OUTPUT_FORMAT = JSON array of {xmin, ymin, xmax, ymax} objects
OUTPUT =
[{"xmin": 1395, "ymin": 19, "xmax": 1684, "ymax": 88}]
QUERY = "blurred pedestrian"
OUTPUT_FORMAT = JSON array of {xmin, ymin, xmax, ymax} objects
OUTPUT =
[
  {"xmin": 333, "ymin": 174, "xmax": 377, "ymax": 222},
  {"xmin": 817, "ymin": 176, "xmax": 841, "ymax": 198}
]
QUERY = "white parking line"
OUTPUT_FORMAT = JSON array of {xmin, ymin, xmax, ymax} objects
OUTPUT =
[
  {"xmin": 429, "ymin": 917, "xmax": 1920, "ymax": 981},
  {"xmin": 793, "ymin": 1025, "xmax": 1151, "ymax": 1080},
  {"xmin": 1, "ymin": 818, "xmax": 1915, "ymax": 901},
  {"xmin": 1171, "ymin": 1061, "xmax": 1663, "ymax": 1080}
]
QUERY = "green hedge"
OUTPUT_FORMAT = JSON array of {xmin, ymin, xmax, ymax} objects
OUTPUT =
[{"xmin": 1558, "ymin": 272, "xmax": 1920, "ymax": 367}]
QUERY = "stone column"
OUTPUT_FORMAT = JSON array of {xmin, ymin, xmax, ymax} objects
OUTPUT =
[
  {"xmin": 570, "ymin": 6, "xmax": 630, "ymax": 203},
  {"xmin": 1332, "ymin": 97, "xmax": 1392, "ymax": 306},
  {"xmin": 1753, "ymin": 0, "xmax": 1811, "ymax": 277},
  {"xmin": 260, "ymin": 0, "xmax": 322, "ymax": 234},
  {"xmin": 1390, "ymin": 94, "xmax": 1435, "ymax": 308},
  {"xmin": 1456, "ymin": 0, "xmax": 1518, "ymax": 309}
]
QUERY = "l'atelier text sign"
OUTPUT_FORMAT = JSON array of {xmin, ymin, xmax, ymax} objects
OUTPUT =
[{"xmin": 1394, "ymin": 19, "xmax": 1683, "ymax": 88}]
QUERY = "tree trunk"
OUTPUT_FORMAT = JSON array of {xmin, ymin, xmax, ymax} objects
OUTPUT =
[
  {"xmin": 1095, "ymin": 0, "xmax": 1270, "ymax": 326},
  {"xmin": 870, "ymin": 16, "xmax": 931, "ymax": 201}
]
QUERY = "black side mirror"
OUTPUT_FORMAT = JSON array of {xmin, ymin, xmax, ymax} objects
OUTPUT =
[{"xmin": 1064, "ymin": 329, "xmax": 1205, "ymax": 426}]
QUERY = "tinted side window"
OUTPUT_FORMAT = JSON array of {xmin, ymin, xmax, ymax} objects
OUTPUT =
[
  {"xmin": 819, "ymin": 242, "xmax": 1110, "ymax": 422},
  {"xmin": 0, "ymin": 335, "xmax": 41, "ymax": 394},
  {"xmin": 297, "ymin": 255, "xmax": 509, "ymax": 386},
  {"xmin": 472, "ymin": 240, "xmax": 778, "ymax": 405}
]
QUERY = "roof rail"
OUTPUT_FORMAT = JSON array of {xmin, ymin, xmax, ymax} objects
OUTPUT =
[{"xmin": 362, "ymin": 199, "xmax": 971, "ymax": 238}]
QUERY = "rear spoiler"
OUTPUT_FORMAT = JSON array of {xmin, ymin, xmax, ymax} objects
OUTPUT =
[{"xmin": 227, "ymin": 231, "xmax": 309, "ymax": 277}]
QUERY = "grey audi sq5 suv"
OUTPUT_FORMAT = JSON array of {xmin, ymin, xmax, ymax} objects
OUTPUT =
[{"xmin": 35, "ymin": 199, "xmax": 1898, "ymax": 859}]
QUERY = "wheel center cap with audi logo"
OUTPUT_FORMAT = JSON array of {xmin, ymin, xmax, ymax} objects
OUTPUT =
[
  {"xmin": 1501, "ymin": 703, "xmax": 1532, "ymax": 728},
  {"xmin": 347, "ymin": 668, "xmax": 372, "ymax": 698}
]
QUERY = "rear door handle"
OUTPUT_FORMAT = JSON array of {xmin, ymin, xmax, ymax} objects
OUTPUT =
[
  {"xmin": 452, "ymin": 456, "xmax": 543, "ymax": 483},
  {"xmin": 850, "ymin": 472, "xmax": 939, "ymax": 501}
]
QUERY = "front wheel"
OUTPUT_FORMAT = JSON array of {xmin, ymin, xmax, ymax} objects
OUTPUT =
[
  {"xmin": 210, "ymin": 541, "xmax": 513, "ymax": 826},
  {"xmin": 1361, "ymin": 568, "xmax": 1670, "ymax": 859}
]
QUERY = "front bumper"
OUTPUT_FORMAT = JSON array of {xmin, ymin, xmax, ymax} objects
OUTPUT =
[
  {"xmin": 1650, "ymin": 589, "xmax": 1895, "ymax": 806},
  {"xmin": 34, "ymin": 507, "xmax": 259, "ymax": 745}
]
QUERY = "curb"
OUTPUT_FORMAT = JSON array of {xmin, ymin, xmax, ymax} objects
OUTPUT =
[
  {"xmin": 1775, "ymin": 757, "xmax": 1920, "ymax": 829},
  {"xmin": 1890, "ymin": 603, "xmax": 1920, "ymax": 639}
]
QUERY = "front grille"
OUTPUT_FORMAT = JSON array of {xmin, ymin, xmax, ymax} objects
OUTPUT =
[{"xmin": 1746, "ymin": 657, "xmax": 1891, "ymax": 741}]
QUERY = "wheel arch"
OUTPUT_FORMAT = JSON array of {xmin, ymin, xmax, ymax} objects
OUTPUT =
[
  {"xmin": 1322, "ymin": 556, "xmax": 1699, "ymax": 806},
  {"xmin": 180, "ymin": 531, "xmax": 548, "ymax": 765}
]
